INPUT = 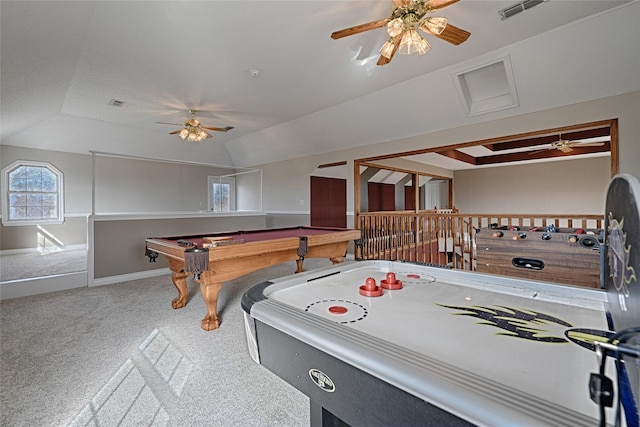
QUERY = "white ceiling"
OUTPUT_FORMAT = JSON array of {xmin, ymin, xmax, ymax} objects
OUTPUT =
[{"xmin": 1, "ymin": 1, "xmax": 639, "ymax": 169}]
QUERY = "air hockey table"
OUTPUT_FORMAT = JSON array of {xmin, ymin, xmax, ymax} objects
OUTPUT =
[{"xmin": 242, "ymin": 174, "xmax": 640, "ymax": 427}]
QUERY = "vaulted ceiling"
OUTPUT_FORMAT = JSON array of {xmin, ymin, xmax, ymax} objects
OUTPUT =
[{"xmin": 1, "ymin": 1, "xmax": 639, "ymax": 169}]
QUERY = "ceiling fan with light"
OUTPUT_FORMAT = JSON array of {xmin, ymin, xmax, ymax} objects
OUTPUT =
[
  {"xmin": 529, "ymin": 135, "xmax": 606, "ymax": 154},
  {"xmin": 157, "ymin": 109, "xmax": 233, "ymax": 142},
  {"xmin": 331, "ymin": 0, "xmax": 470, "ymax": 66},
  {"xmin": 550, "ymin": 136, "xmax": 606, "ymax": 153}
]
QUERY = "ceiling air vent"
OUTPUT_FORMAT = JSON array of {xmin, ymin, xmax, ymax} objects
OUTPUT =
[
  {"xmin": 108, "ymin": 99, "xmax": 125, "ymax": 107},
  {"xmin": 499, "ymin": 0, "xmax": 547, "ymax": 20}
]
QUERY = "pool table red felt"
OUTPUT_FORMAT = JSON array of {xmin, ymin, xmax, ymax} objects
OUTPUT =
[{"xmin": 145, "ymin": 226, "xmax": 361, "ymax": 331}]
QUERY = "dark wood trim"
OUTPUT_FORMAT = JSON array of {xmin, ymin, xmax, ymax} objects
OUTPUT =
[
  {"xmin": 353, "ymin": 119, "xmax": 618, "ymax": 226},
  {"xmin": 318, "ymin": 161, "xmax": 347, "ymax": 168},
  {"xmin": 355, "ymin": 119, "xmax": 617, "ymax": 168},
  {"xmin": 360, "ymin": 161, "xmax": 451, "ymax": 181},
  {"xmin": 354, "ymin": 159, "xmax": 362, "ymax": 220},
  {"xmin": 484, "ymin": 126, "xmax": 611, "ymax": 152},
  {"xmin": 610, "ymin": 119, "xmax": 619, "ymax": 175},
  {"xmin": 475, "ymin": 142, "xmax": 610, "ymax": 166},
  {"xmin": 435, "ymin": 149, "xmax": 477, "ymax": 165}
]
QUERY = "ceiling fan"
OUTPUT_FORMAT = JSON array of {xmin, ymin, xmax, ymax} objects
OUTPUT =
[
  {"xmin": 157, "ymin": 109, "xmax": 233, "ymax": 142},
  {"xmin": 331, "ymin": 0, "xmax": 470, "ymax": 66},
  {"xmin": 530, "ymin": 135, "xmax": 606, "ymax": 154}
]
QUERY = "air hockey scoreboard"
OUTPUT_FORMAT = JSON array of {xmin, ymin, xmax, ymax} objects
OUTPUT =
[{"xmin": 242, "ymin": 174, "xmax": 640, "ymax": 427}]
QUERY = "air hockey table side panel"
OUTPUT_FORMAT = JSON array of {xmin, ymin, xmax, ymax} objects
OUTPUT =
[{"xmin": 253, "ymin": 316, "xmax": 475, "ymax": 427}]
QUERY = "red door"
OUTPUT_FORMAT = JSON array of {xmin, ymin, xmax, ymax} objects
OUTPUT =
[{"xmin": 310, "ymin": 176, "xmax": 347, "ymax": 228}]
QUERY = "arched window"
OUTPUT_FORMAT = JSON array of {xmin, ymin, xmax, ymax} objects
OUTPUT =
[{"xmin": 1, "ymin": 161, "xmax": 64, "ymax": 226}]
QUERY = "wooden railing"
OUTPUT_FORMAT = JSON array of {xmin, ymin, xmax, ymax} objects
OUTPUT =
[{"xmin": 356, "ymin": 211, "xmax": 604, "ymax": 271}]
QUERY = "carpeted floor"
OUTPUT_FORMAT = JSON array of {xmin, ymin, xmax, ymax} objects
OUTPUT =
[
  {"xmin": 0, "ymin": 258, "xmax": 334, "ymax": 427},
  {"xmin": 0, "ymin": 249, "xmax": 88, "ymax": 282}
]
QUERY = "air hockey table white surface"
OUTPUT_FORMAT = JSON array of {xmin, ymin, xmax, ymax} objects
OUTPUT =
[{"xmin": 247, "ymin": 259, "xmax": 611, "ymax": 426}]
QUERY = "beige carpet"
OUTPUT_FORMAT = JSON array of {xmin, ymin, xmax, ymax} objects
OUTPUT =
[
  {"xmin": 0, "ymin": 249, "xmax": 88, "ymax": 282},
  {"xmin": 0, "ymin": 258, "xmax": 334, "ymax": 426}
]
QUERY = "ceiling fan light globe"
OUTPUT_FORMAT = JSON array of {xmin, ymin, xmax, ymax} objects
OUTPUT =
[
  {"xmin": 419, "ymin": 16, "xmax": 448, "ymax": 35},
  {"xmin": 386, "ymin": 18, "xmax": 404, "ymax": 37},
  {"xmin": 416, "ymin": 38, "xmax": 430, "ymax": 55},
  {"xmin": 399, "ymin": 29, "xmax": 429, "ymax": 55},
  {"xmin": 379, "ymin": 39, "xmax": 397, "ymax": 59},
  {"xmin": 179, "ymin": 129, "xmax": 189, "ymax": 139}
]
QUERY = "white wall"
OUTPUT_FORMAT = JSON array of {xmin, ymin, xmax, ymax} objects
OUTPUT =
[
  {"xmin": 236, "ymin": 170, "xmax": 262, "ymax": 211},
  {"xmin": 93, "ymin": 155, "xmax": 235, "ymax": 213},
  {"xmin": 454, "ymin": 156, "xmax": 610, "ymax": 214}
]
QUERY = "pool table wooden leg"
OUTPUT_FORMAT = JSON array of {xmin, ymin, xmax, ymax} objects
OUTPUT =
[
  {"xmin": 170, "ymin": 271, "xmax": 189, "ymax": 309},
  {"xmin": 198, "ymin": 278, "xmax": 222, "ymax": 331},
  {"xmin": 329, "ymin": 256, "xmax": 345, "ymax": 265},
  {"xmin": 167, "ymin": 258, "xmax": 189, "ymax": 309}
]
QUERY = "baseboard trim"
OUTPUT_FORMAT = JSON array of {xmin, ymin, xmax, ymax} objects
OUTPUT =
[
  {"xmin": 0, "ymin": 272, "xmax": 88, "ymax": 300},
  {"xmin": 91, "ymin": 268, "xmax": 170, "ymax": 287},
  {"xmin": 1, "ymin": 258, "xmax": 355, "ymax": 299}
]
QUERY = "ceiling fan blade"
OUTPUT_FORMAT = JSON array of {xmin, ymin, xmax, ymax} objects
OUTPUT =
[
  {"xmin": 331, "ymin": 19, "xmax": 388, "ymax": 39},
  {"xmin": 433, "ymin": 23, "xmax": 470, "ymax": 45},
  {"xmin": 157, "ymin": 121, "xmax": 183, "ymax": 126},
  {"xmin": 168, "ymin": 129, "xmax": 182, "ymax": 135},
  {"xmin": 528, "ymin": 147, "xmax": 554, "ymax": 155},
  {"xmin": 427, "ymin": 0, "xmax": 461, "ymax": 10},
  {"xmin": 574, "ymin": 142, "xmax": 605, "ymax": 147},
  {"xmin": 377, "ymin": 36, "xmax": 401, "ymax": 66},
  {"xmin": 393, "ymin": 0, "xmax": 412, "ymax": 5},
  {"xmin": 202, "ymin": 125, "xmax": 234, "ymax": 132}
]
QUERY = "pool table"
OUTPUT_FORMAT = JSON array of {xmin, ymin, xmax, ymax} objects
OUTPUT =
[{"xmin": 145, "ymin": 226, "xmax": 361, "ymax": 331}]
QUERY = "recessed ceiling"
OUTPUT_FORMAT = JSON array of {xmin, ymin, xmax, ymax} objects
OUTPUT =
[
  {"xmin": 453, "ymin": 55, "xmax": 519, "ymax": 116},
  {"xmin": 402, "ymin": 124, "xmax": 613, "ymax": 170},
  {"xmin": 1, "ymin": 1, "xmax": 637, "ymax": 168}
]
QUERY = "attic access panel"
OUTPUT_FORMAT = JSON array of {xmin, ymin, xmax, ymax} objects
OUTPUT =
[{"xmin": 452, "ymin": 55, "xmax": 519, "ymax": 116}]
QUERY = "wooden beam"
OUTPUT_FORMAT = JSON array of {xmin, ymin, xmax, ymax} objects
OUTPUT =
[
  {"xmin": 318, "ymin": 161, "xmax": 347, "ymax": 168},
  {"xmin": 475, "ymin": 142, "xmax": 611, "ymax": 166},
  {"xmin": 355, "ymin": 118, "xmax": 616, "ymax": 162},
  {"xmin": 484, "ymin": 127, "xmax": 611, "ymax": 152},
  {"xmin": 433, "ymin": 149, "xmax": 477, "ymax": 165},
  {"xmin": 610, "ymin": 119, "xmax": 619, "ymax": 175}
]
